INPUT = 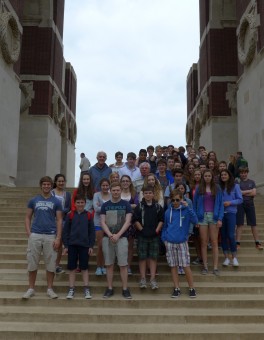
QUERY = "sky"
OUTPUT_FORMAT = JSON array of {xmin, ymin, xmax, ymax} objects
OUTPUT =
[{"xmin": 63, "ymin": 0, "xmax": 200, "ymax": 184}]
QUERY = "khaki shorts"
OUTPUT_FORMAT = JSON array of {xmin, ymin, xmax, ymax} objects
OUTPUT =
[
  {"xmin": 27, "ymin": 233, "xmax": 57, "ymax": 272},
  {"xmin": 102, "ymin": 236, "xmax": 128, "ymax": 266}
]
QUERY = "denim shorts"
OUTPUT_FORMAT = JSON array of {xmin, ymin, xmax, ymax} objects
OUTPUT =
[{"xmin": 199, "ymin": 212, "xmax": 217, "ymax": 226}]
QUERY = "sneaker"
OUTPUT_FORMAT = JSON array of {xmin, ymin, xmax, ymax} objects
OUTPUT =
[
  {"xmin": 66, "ymin": 287, "xmax": 75, "ymax": 299},
  {"xmin": 236, "ymin": 242, "xmax": 241, "ymax": 250},
  {"xmin": 47, "ymin": 288, "xmax": 58, "ymax": 299},
  {"xmin": 139, "ymin": 278, "xmax": 147, "ymax": 289},
  {"xmin": 222, "ymin": 258, "xmax": 230, "ymax": 266},
  {"xmin": 128, "ymin": 268, "xmax": 133, "ymax": 275},
  {"xmin": 192, "ymin": 257, "xmax": 203, "ymax": 265},
  {"xmin": 122, "ymin": 288, "xmax": 132, "ymax": 299},
  {"xmin": 101, "ymin": 267, "xmax": 107, "ymax": 275},
  {"xmin": 212, "ymin": 269, "xmax": 220, "ymax": 276},
  {"xmin": 256, "ymin": 243, "xmax": 263, "ymax": 250},
  {"xmin": 150, "ymin": 279, "xmax": 159, "ymax": 290},
  {"xmin": 232, "ymin": 257, "xmax": 239, "ymax": 267},
  {"xmin": 201, "ymin": 267, "xmax": 208, "ymax": 275},
  {"xmin": 178, "ymin": 267, "xmax": 185, "ymax": 275},
  {"xmin": 22, "ymin": 288, "xmax": 35, "ymax": 299},
  {"xmin": 103, "ymin": 288, "xmax": 114, "ymax": 298},
  {"xmin": 171, "ymin": 288, "xmax": 181, "ymax": 298},
  {"xmin": 84, "ymin": 287, "xmax": 92, "ymax": 299},
  {"xmin": 56, "ymin": 266, "xmax": 65, "ymax": 274},
  {"xmin": 95, "ymin": 267, "xmax": 103, "ymax": 276},
  {"xmin": 189, "ymin": 288, "xmax": 197, "ymax": 298}
]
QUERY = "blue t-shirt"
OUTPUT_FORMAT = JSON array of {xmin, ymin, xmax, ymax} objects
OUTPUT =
[
  {"xmin": 101, "ymin": 199, "xmax": 132, "ymax": 236},
  {"xmin": 28, "ymin": 195, "xmax": 62, "ymax": 234}
]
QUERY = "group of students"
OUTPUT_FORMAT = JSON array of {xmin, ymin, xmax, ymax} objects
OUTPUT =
[{"xmin": 22, "ymin": 145, "xmax": 262, "ymax": 300}]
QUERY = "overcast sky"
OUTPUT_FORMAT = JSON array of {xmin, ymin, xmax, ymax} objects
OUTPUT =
[{"xmin": 63, "ymin": 0, "xmax": 200, "ymax": 184}]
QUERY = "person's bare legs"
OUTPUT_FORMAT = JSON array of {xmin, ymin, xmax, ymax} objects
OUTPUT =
[
  {"xmin": 236, "ymin": 225, "xmax": 243, "ymax": 243},
  {"xmin": 28, "ymin": 270, "xmax": 37, "ymax": 289},
  {"xmin": 128, "ymin": 237, "xmax": 134, "ymax": 271},
  {"xmin": 139, "ymin": 259, "xmax": 147, "ymax": 279},
  {"xmin": 183, "ymin": 266, "xmax": 194, "ymax": 288},
  {"xmin": 209, "ymin": 224, "xmax": 219, "ymax": 270},
  {"xmin": 96, "ymin": 230, "xmax": 104, "ymax": 267},
  {"xmin": 149, "ymin": 259, "xmax": 157, "ymax": 281},
  {"xmin": 119, "ymin": 265, "xmax": 128, "ymax": 289},
  {"xmin": 82, "ymin": 269, "xmax": 89, "ymax": 286},
  {"xmin": 171, "ymin": 266, "xmax": 180, "ymax": 288},
  {"xmin": 69, "ymin": 270, "xmax": 76, "ymax": 287},
  {"xmin": 199, "ymin": 226, "xmax": 208, "ymax": 269},
  {"xmin": 46, "ymin": 271, "xmax": 55, "ymax": 289},
  {"xmin": 106, "ymin": 264, "xmax": 114, "ymax": 288}
]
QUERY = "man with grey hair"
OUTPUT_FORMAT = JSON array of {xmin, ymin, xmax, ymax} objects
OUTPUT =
[
  {"xmin": 89, "ymin": 151, "xmax": 112, "ymax": 191},
  {"xmin": 133, "ymin": 162, "xmax": 151, "ymax": 194}
]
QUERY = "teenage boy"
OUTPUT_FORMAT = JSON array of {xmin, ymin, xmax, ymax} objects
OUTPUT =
[
  {"xmin": 62, "ymin": 194, "xmax": 95, "ymax": 299},
  {"xmin": 134, "ymin": 186, "xmax": 164, "ymax": 290},
  {"xmin": 162, "ymin": 189, "xmax": 198, "ymax": 298},
  {"xmin": 100, "ymin": 182, "xmax": 132, "ymax": 299},
  {"xmin": 236, "ymin": 167, "xmax": 263, "ymax": 250},
  {"xmin": 136, "ymin": 149, "xmax": 149, "ymax": 167},
  {"xmin": 23, "ymin": 176, "xmax": 63, "ymax": 299},
  {"xmin": 164, "ymin": 169, "xmax": 190, "ymax": 206},
  {"xmin": 156, "ymin": 159, "xmax": 174, "ymax": 193},
  {"xmin": 147, "ymin": 145, "xmax": 157, "ymax": 174},
  {"xmin": 120, "ymin": 152, "xmax": 141, "ymax": 181}
]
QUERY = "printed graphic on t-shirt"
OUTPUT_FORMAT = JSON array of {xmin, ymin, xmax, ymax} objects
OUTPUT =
[{"xmin": 105, "ymin": 210, "xmax": 126, "ymax": 234}]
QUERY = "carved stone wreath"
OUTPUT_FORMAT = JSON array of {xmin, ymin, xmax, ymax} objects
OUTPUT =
[
  {"xmin": 52, "ymin": 90, "xmax": 64, "ymax": 125},
  {"xmin": 20, "ymin": 82, "xmax": 35, "ymax": 113},
  {"xmin": 69, "ymin": 120, "xmax": 77, "ymax": 144},
  {"xmin": 186, "ymin": 119, "xmax": 193, "ymax": 145},
  {"xmin": 237, "ymin": 10, "xmax": 258, "ymax": 66},
  {"xmin": 197, "ymin": 91, "xmax": 208, "ymax": 126},
  {"xmin": 0, "ymin": 11, "xmax": 21, "ymax": 64}
]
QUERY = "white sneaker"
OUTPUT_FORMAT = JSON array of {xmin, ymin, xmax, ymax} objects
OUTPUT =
[
  {"xmin": 84, "ymin": 288, "xmax": 92, "ymax": 299},
  {"xmin": 47, "ymin": 288, "xmax": 58, "ymax": 299},
  {"xmin": 232, "ymin": 257, "xmax": 239, "ymax": 267},
  {"xmin": 222, "ymin": 258, "xmax": 230, "ymax": 266},
  {"xmin": 22, "ymin": 288, "xmax": 35, "ymax": 299}
]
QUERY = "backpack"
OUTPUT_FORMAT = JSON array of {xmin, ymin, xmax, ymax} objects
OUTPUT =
[{"xmin": 68, "ymin": 210, "xmax": 94, "ymax": 221}]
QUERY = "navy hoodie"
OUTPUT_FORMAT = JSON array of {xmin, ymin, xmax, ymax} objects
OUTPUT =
[{"xmin": 62, "ymin": 210, "xmax": 95, "ymax": 248}]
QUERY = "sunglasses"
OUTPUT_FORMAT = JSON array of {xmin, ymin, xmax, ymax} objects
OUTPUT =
[{"xmin": 171, "ymin": 198, "xmax": 181, "ymax": 202}]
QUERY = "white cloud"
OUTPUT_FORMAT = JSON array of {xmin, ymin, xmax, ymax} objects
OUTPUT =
[{"xmin": 63, "ymin": 0, "xmax": 200, "ymax": 183}]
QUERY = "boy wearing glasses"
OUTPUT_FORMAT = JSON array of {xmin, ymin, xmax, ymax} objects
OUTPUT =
[{"xmin": 162, "ymin": 189, "xmax": 198, "ymax": 298}]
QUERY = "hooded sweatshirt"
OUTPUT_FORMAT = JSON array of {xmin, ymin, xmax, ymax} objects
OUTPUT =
[{"xmin": 162, "ymin": 205, "xmax": 198, "ymax": 244}]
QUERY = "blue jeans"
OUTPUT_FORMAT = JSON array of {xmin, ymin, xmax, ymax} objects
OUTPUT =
[{"xmin": 220, "ymin": 213, "xmax": 237, "ymax": 254}]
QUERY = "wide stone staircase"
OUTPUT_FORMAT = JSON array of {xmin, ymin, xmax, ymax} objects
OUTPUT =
[{"xmin": 0, "ymin": 187, "xmax": 264, "ymax": 339}]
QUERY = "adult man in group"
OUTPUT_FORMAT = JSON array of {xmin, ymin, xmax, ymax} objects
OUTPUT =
[
  {"xmin": 89, "ymin": 151, "xmax": 112, "ymax": 191},
  {"xmin": 100, "ymin": 182, "xmax": 132, "ymax": 299},
  {"xmin": 119, "ymin": 152, "xmax": 141, "ymax": 181},
  {"xmin": 23, "ymin": 176, "xmax": 63, "ymax": 299},
  {"xmin": 79, "ymin": 153, "xmax": 91, "ymax": 173},
  {"xmin": 133, "ymin": 162, "xmax": 151, "ymax": 194}
]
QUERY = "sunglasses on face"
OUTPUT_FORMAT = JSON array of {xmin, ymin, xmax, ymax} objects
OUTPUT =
[{"xmin": 171, "ymin": 198, "xmax": 181, "ymax": 202}]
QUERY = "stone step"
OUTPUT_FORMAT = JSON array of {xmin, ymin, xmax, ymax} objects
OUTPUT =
[
  {"xmin": 1, "ymin": 305, "xmax": 264, "ymax": 324},
  {"xmin": 1, "ymin": 269, "xmax": 264, "ymax": 283},
  {"xmin": 1, "ymin": 280, "xmax": 264, "ymax": 295},
  {"xmin": 0, "ymin": 321, "xmax": 264, "ymax": 340},
  {"xmin": 2, "ymin": 292, "xmax": 264, "ymax": 308}
]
